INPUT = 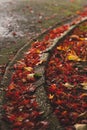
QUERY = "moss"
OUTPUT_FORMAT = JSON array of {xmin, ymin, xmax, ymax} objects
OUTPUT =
[
  {"xmin": 80, "ymin": 25, "xmax": 87, "ymax": 31},
  {"xmin": 0, "ymin": 38, "xmax": 27, "ymax": 64}
]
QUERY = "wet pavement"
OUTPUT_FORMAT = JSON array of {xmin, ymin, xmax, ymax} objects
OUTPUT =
[
  {"xmin": 0, "ymin": 0, "xmax": 28, "ymax": 42},
  {"xmin": 0, "ymin": 0, "xmax": 87, "ymax": 64},
  {"xmin": 0, "ymin": 0, "xmax": 87, "ymax": 47},
  {"xmin": 0, "ymin": 0, "xmax": 47, "ymax": 46}
]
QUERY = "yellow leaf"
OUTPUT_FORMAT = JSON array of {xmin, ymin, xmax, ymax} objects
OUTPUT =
[
  {"xmin": 16, "ymin": 116, "xmax": 23, "ymax": 122},
  {"xmin": 81, "ymin": 82, "xmax": 87, "ymax": 90},
  {"xmin": 36, "ymin": 49, "xmax": 41, "ymax": 53},
  {"xmin": 27, "ymin": 73, "xmax": 35, "ymax": 80},
  {"xmin": 67, "ymin": 51, "xmax": 81, "ymax": 61},
  {"xmin": 57, "ymin": 46, "xmax": 63, "ymax": 50},
  {"xmin": 57, "ymin": 45, "xmax": 69, "ymax": 51},
  {"xmin": 48, "ymin": 94, "xmax": 54, "ymax": 99},
  {"xmin": 24, "ymin": 67, "xmax": 33, "ymax": 72},
  {"xmin": 67, "ymin": 54, "xmax": 80, "ymax": 61}
]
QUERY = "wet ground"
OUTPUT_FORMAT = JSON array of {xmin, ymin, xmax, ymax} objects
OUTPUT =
[{"xmin": 0, "ymin": 0, "xmax": 87, "ymax": 64}]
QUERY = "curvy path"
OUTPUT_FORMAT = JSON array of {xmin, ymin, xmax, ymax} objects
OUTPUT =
[{"xmin": 0, "ymin": 10, "xmax": 87, "ymax": 130}]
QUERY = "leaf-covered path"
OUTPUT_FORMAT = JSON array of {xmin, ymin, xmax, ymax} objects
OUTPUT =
[{"xmin": 0, "ymin": 8, "xmax": 87, "ymax": 130}]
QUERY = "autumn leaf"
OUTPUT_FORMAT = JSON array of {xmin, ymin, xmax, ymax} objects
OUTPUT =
[
  {"xmin": 24, "ymin": 67, "xmax": 33, "ymax": 72},
  {"xmin": 8, "ymin": 82, "xmax": 16, "ymax": 90},
  {"xmin": 3, "ymin": 10, "xmax": 87, "ymax": 130},
  {"xmin": 27, "ymin": 73, "xmax": 35, "ymax": 80},
  {"xmin": 48, "ymin": 94, "xmax": 54, "ymax": 100},
  {"xmin": 48, "ymin": 84, "xmax": 57, "ymax": 92},
  {"xmin": 67, "ymin": 51, "xmax": 81, "ymax": 61},
  {"xmin": 70, "ymin": 35, "xmax": 80, "ymax": 41}
]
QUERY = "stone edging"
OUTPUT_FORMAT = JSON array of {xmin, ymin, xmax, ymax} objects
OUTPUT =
[
  {"xmin": 34, "ymin": 17, "xmax": 87, "ymax": 130},
  {"xmin": 0, "ymin": 16, "xmax": 87, "ymax": 130}
]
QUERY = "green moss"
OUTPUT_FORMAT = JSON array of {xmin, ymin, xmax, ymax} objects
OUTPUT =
[
  {"xmin": 80, "ymin": 25, "xmax": 87, "ymax": 31},
  {"xmin": 0, "ymin": 38, "xmax": 27, "ymax": 64}
]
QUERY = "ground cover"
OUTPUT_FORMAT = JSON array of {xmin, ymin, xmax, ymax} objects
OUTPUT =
[
  {"xmin": 1, "ymin": 9, "xmax": 87, "ymax": 130},
  {"xmin": 0, "ymin": 0, "xmax": 87, "ymax": 84},
  {"xmin": 45, "ymin": 21, "xmax": 87, "ymax": 130}
]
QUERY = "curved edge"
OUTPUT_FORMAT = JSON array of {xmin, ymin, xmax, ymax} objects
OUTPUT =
[{"xmin": 0, "ymin": 16, "xmax": 87, "ymax": 130}]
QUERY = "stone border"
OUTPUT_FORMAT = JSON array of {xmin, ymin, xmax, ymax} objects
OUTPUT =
[
  {"xmin": 34, "ymin": 17, "xmax": 87, "ymax": 130},
  {"xmin": 0, "ymin": 16, "xmax": 87, "ymax": 130},
  {"xmin": 0, "ymin": 15, "xmax": 78, "ymax": 87}
]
